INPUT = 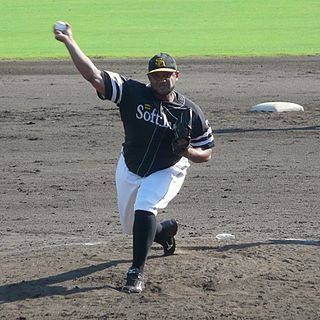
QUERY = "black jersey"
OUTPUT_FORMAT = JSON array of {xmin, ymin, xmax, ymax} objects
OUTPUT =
[{"xmin": 98, "ymin": 70, "xmax": 214, "ymax": 177}]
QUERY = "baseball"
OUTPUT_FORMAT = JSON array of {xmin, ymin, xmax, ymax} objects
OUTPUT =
[{"xmin": 54, "ymin": 21, "xmax": 68, "ymax": 32}]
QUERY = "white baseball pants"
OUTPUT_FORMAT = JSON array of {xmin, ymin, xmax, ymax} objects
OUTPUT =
[{"xmin": 115, "ymin": 152, "xmax": 190, "ymax": 235}]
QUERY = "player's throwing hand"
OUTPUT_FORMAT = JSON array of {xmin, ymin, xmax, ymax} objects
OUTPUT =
[{"xmin": 53, "ymin": 21, "xmax": 72, "ymax": 43}]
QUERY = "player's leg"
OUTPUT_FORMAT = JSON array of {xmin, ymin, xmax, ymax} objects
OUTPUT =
[
  {"xmin": 115, "ymin": 152, "xmax": 140, "ymax": 235},
  {"xmin": 116, "ymin": 154, "xmax": 159, "ymax": 293},
  {"xmin": 122, "ymin": 209, "xmax": 158, "ymax": 293},
  {"xmin": 154, "ymin": 219, "xmax": 178, "ymax": 256},
  {"xmin": 116, "ymin": 153, "xmax": 158, "ymax": 270},
  {"xmin": 118, "ymin": 155, "xmax": 190, "ymax": 293},
  {"xmin": 136, "ymin": 157, "xmax": 190, "ymax": 256},
  {"xmin": 131, "ymin": 210, "xmax": 157, "ymax": 272},
  {"xmin": 116, "ymin": 154, "xmax": 147, "ymax": 293}
]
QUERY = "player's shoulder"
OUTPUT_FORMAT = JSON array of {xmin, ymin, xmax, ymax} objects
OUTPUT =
[
  {"xmin": 176, "ymin": 92, "xmax": 203, "ymax": 114},
  {"xmin": 126, "ymin": 78, "xmax": 148, "ymax": 88},
  {"xmin": 99, "ymin": 70, "xmax": 150, "ymax": 104},
  {"xmin": 103, "ymin": 70, "xmax": 146, "ymax": 87},
  {"xmin": 124, "ymin": 78, "xmax": 152, "ymax": 98}
]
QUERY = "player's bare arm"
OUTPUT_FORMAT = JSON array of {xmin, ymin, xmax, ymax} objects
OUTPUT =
[
  {"xmin": 182, "ymin": 146, "xmax": 212, "ymax": 163},
  {"xmin": 53, "ymin": 23, "xmax": 105, "ymax": 96}
]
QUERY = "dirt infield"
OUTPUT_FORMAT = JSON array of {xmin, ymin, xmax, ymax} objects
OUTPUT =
[{"xmin": 1, "ymin": 57, "xmax": 320, "ymax": 320}]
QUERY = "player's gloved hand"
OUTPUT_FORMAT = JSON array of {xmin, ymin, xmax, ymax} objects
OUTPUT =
[
  {"xmin": 172, "ymin": 138, "xmax": 190, "ymax": 156},
  {"xmin": 171, "ymin": 108, "xmax": 192, "ymax": 156}
]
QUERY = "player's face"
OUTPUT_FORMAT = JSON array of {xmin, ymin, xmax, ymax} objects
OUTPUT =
[{"xmin": 148, "ymin": 71, "xmax": 179, "ymax": 98}]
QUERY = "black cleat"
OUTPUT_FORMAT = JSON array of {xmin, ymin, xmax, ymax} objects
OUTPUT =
[
  {"xmin": 122, "ymin": 268, "xmax": 145, "ymax": 294},
  {"xmin": 163, "ymin": 236, "xmax": 176, "ymax": 256},
  {"xmin": 160, "ymin": 219, "xmax": 178, "ymax": 256}
]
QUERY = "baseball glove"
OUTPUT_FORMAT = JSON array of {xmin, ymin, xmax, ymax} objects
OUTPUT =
[{"xmin": 172, "ymin": 108, "xmax": 193, "ymax": 156}]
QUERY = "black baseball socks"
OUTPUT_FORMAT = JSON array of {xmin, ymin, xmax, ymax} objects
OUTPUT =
[{"xmin": 131, "ymin": 210, "xmax": 157, "ymax": 272}]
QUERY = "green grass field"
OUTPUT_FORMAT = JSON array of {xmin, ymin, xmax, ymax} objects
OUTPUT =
[{"xmin": 1, "ymin": 0, "xmax": 319, "ymax": 59}]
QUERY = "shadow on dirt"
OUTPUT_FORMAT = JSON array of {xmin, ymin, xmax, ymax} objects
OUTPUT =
[
  {"xmin": 215, "ymin": 239, "xmax": 320, "ymax": 251},
  {"xmin": 0, "ymin": 259, "xmax": 129, "ymax": 304},
  {"xmin": 214, "ymin": 125, "xmax": 320, "ymax": 134},
  {"xmin": 0, "ymin": 253, "xmax": 165, "ymax": 304},
  {"xmin": 178, "ymin": 239, "xmax": 320, "ymax": 253}
]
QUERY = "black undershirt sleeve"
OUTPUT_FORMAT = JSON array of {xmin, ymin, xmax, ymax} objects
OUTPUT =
[{"xmin": 97, "ymin": 71, "xmax": 113, "ymax": 100}]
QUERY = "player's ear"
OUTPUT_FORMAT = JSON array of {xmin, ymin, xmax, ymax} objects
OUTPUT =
[
  {"xmin": 147, "ymin": 73, "xmax": 153, "ymax": 83},
  {"xmin": 175, "ymin": 71, "xmax": 180, "ymax": 79}
]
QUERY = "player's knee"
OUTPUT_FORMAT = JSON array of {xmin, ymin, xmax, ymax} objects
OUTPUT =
[{"xmin": 134, "ymin": 210, "xmax": 155, "ymax": 218}]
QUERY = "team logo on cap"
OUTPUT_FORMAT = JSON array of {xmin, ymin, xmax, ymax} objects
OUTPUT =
[{"xmin": 155, "ymin": 58, "xmax": 166, "ymax": 67}]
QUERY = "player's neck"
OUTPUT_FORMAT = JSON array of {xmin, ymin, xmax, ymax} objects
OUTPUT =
[{"xmin": 154, "ymin": 91, "xmax": 176, "ymax": 102}]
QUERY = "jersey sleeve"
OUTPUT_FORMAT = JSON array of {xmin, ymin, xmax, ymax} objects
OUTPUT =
[
  {"xmin": 190, "ymin": 109, "xmax": 215, "ymax": 149},
  {"xmin": 97, "ymin": 70, "xmax": 126, "ymax": 105}
]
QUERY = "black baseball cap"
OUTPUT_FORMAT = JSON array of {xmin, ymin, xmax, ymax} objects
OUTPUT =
[{"xmin": 147, "ymin": 53, "xmax": 178, "ymax": 74}]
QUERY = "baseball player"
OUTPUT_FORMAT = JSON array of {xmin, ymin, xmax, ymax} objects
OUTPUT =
[{"xmin": 54, "ymin": 22, "xmax": 214, "ymax": 294}]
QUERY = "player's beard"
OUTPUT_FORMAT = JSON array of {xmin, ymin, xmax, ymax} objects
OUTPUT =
[{"xmin": 153, "ymin": 82, "xmax": 175, "ymax": 98}]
